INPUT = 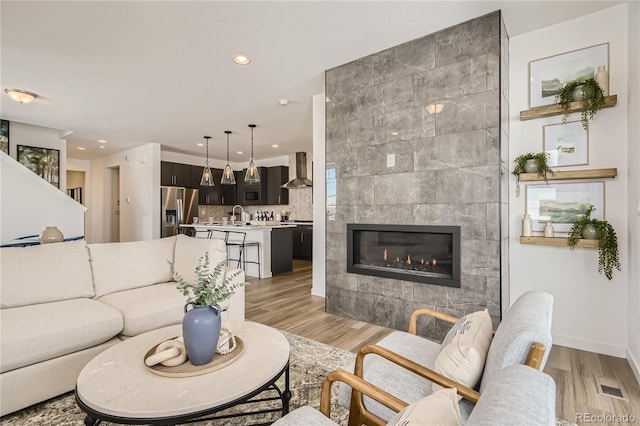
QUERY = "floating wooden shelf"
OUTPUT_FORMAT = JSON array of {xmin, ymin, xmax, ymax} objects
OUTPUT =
[
  {"xmin": 519, "ymin": 168, "xmax": 617, "ymax": 182},
  {"xmin": 520, "ymin": 236, "xmax": 599, "ymax": 248},
  {"xmin": 519, "ymin": 95, "xmax": 617, "ymax": 121}
]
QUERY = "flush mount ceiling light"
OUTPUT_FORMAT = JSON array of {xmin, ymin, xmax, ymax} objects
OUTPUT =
[
  {"xmin": 233, "ymin": 55, "xmax": 250, "ymax": 65},
  {"xmin": 244, "ymin": 124, "xmax": 260, "ymax": 184},
  {"xmin": 221, "ymin": 131, "xmax": 236, "ymax": 185},
  {"xmin": 200, "ymin": 136, "xmax": 214, "ymax": 186},
  {"xmin": 4, "ymin": 88, "xmax": 38, "ymax": 104}
]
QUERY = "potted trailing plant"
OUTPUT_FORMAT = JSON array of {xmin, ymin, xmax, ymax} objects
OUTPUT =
[
  {"xmin": 512, "ymin": 152, "xmax": 554, "ymax": 197},
  {"xmin": 169, "ymin": 252, "xmax": 248, "ymax": 365},
  {"xmin": 567, "ymin": 205, "xmax": 621, "ymax": 280},
  {"xmin": 555, "ymin": 78, "xmax": 605, "ymax": 130}
]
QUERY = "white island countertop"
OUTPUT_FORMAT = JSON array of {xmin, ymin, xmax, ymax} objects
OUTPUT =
[{"xmin": 180, "ymin": 223, "xmax": 297, "ymax": 231}]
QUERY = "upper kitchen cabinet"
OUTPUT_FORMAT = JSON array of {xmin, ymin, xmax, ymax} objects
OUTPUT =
[
  {"xmin": 267, "ymin": 166, "xmax": 289, "ymax": 205},
  {"xmin": 161, "ymin": 161, "xmax": 193, "ymax": 187}
]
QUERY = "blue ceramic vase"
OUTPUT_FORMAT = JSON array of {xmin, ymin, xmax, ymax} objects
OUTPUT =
[{"xmin": 182, "ymin": 303, "xmax": 221, "ymax": 366}]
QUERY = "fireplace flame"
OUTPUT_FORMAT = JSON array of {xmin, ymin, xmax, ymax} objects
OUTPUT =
[
  {"xmin": 383, "ymin": 249, "xmax": 388, "ymax": 262},
  {"xmin": 394, "ymin": 257, "xmax": 401, "ymax": 263},
  {"xmin": 406, "ymin": 254, "xmax": 411, "ymax": 265},
  {"xmin": 421, "ymin": 258, "xmax": 425, "ymax": 265},
  {"xmin": 432, "ymin": 259, "xmax": 437, "ymax": 267}
]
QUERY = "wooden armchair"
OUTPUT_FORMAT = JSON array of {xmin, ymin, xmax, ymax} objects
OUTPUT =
[{"xmin": 337, "ymin": 291, "xmax": 554, "ymax": 425}]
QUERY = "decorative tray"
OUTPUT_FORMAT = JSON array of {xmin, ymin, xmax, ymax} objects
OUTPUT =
[{"xmin": 143, "ymin": 337, "xmax": 244, "ymax": 378}]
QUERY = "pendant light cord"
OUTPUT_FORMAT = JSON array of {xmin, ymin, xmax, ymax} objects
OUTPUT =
[
  {"xmin": 205, "ymin": 136, "xmax": 210, "ymax": 166},
  {"xmin": 250, "ymin": 126, "xmax": 254, "ymax": 159}
]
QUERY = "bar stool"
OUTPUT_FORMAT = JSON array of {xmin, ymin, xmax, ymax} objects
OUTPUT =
[
  {"xmin": 224, "ymin": 230, "xmax": 261, "ymax": 278},
  {"xmin": 192, "ymin": 227, "xmax": 212, "ymax": 239}
]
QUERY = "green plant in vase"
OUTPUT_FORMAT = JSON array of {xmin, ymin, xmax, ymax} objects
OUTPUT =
[
  {"xmin": 512, "ymin": 152, "xmax": 554, "ymax": 197},
  {"xmin": 555, "ymin": 78, "xmax": 605, "ymax": 131},
  {"xmin": 567, "ymin": 205, "xmax": 621, "ymax": 280}
]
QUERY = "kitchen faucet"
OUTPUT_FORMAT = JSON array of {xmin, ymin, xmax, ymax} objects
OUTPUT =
[{"xmin": 232, "ymin": 205, "xmax": 244, "ymax": 225}]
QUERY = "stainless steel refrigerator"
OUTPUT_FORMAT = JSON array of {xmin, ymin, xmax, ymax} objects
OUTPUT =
[{"xmin": 161, "ymin": 186, "xmax": 199, "ymax": 237}]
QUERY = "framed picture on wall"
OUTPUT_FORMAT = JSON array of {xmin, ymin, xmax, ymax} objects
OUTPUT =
[
  {"xmin": 543, "ymin": 121, "xmax": 588, "ymax": 167},
  {"xmin": 0, "ymin": 120, "xmax": 9, "ymax": 154},
  {"xmin": 525, "ymin": 181, "xmax": 605, "ymax": 232},
  {"xmin": 529, "ymin": 43, "xmax": 609, "ymax": 108},
  {"xmin": 17, "ymin": 145, "xmax": 60, "ymax": 188}
]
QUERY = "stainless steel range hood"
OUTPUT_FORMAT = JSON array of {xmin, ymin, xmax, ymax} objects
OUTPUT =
[{"xmin": 282, "ymin": 152, "xmax": 312, "ymax": 189}]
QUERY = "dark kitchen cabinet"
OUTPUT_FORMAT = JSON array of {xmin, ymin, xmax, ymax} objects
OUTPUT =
[
  {"xmin": 220, "ymin": 171, "xmax": 238, "ymax": 205},
  {"xmin": 161, "ymin": 162, "xmax": 194, "ymax": 187},
  {"xmin": 267, "ymin": 166, "xmax": 289, "ymax": 205},
  {"xmin": 271, "ymin": 227, "xmax": 293, "ymax": 274},
  {"xmin": 293, "ymin": 225, "xmax": 312, "ymax": 260}
]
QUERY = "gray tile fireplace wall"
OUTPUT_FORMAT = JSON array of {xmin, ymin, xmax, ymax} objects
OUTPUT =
[{"xmin": 325, "ymin": 11, "xmax": 509, "ymax": 340}]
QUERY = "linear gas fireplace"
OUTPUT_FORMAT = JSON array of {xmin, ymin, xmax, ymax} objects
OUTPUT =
[{"xmin": 347, "ymin": 224, "xmax": 461, "ymax": 288}]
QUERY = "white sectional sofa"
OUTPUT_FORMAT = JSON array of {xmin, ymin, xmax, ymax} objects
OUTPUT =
[{"xmin": 0, "ymin": 234, "xmax": 245, "ymax": 416}]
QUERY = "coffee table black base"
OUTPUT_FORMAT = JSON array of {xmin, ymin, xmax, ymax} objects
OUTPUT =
[{"xmin": 76, "ymin": 361, "xmax": 290, "ymax": 425}]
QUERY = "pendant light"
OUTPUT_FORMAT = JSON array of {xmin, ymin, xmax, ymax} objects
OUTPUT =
[
  {"xmin": 200, "ymin": 136, "xmax": 214, "ymax": 186},
  {"xmin": 244, "ymin": 124, "xmax": 260, "ymax": 184},
  {"xmin": 221, "ymin": 130, "xmax": 236, "ymax": 185}
]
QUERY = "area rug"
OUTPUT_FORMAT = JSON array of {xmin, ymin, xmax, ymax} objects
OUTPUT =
[
  {"xmin": 1, "ymin": 331, "xmax": 353, "ymax": 425},
  {"xmin": 1, "ymin": 332, "xmax": 577, "ymax": 425}
]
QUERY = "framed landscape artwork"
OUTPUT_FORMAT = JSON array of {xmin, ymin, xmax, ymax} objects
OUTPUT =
[
  {"xmin": 525, "ymin": 181, "xmax": 604, "ymax": 232},
  {"xmin": 529, "ymin": 43, "xmax": 609, "ymax": 108},
  {"xmin": 0, "ymin": 120, "xmax": 8, "ymax": 154},
  {"xmin": 543, "ymin": 121, "xmax": 588, "ymax": 167},
  {"xmin": 17, "ymin": 145, "xmax": 60, "ymax": 188}
]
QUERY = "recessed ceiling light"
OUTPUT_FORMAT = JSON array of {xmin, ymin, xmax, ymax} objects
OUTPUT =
[
  {"xmin": 98, "ymin": 139, "xmax": 107, "ymax": 143},
  {"xmin": 4, "ymin": 88, "xmax": 38, "ymax": 104},
  {"xmin": 99, "ymin": 146, "xmax": 106, "ymax": 149},
  {"xmin": 197, "ymin": 143, "xmax": 204, "ymax": 147},
  {"xmin": 236, "ymin": 150, "xmax": 244, "ymax": 155},
  {"xmin": 272, "ymin": 144, "xmax": 279, "ymax": 148},
  {"xmin": 233, "ymin": 55, "xmax": 250, "ymax": 65},
  {"xmin": 77, "ymin": 147, "xmax": 86, "ymax": 151},
  {"xmin": 391, "ymin": 132, "xmax": 399, "ymax": 136}
]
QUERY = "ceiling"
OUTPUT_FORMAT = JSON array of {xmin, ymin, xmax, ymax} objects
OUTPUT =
[{"xmin": 1, "ymin": 1, "xmax": 623, "ymax": 162}]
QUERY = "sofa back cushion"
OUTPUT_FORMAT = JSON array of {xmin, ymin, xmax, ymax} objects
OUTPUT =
[
  {"xmin": 89, "ymin": 236, "xmax": 178, "ymax": 297},
  {"xmin": 172, "ymin": 235, "xmax": 227, "ymax": 286},
  {"xmin": 480, "ymin": 290, "xmax": 553, "ymax": 392},
  {"xmin": 0, "ymin": 240, "xmax": 94, "ymax": 308}
]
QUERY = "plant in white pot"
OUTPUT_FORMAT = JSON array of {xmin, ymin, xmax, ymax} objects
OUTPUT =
[
  {"xmin": 567, "ymin": 205, "xmax": 621, "ymax": 280},
  {"xmin": 169, "ymin": 252, "xmax": 248, "ymax": 365}
]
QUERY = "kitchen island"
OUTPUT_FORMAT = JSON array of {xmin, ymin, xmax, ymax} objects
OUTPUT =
[{"xmin": 179, "ymin": 223, "xmax": 295, "ymax": 278}]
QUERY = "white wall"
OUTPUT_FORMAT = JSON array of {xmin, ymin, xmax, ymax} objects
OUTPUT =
[
  {"xmin": 88, "ymin": 143, "xmax": 160, "ymax": 243},
  {"xmin": 626, "ymin": 0, "xmax": 640, "ymax": 379},
  {"xmin": 312, "ymin": 93, "xmax": 326, "ymax": 297},
  {"xmin": 510, "ymin": 4, "xmax": 631, "ymax": 357},
  {"xmin": 0, "ymin": 152, "xmax": 85, "ymax": 241},
  {"xmin": 7, "ymin": 122, "xmax": 68, "ymax": 191}
]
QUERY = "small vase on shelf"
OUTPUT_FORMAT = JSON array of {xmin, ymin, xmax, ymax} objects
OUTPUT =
[
  {"xmin": 522, "ymin": 214, "xmax": 533, "ymax": 237},
  {"xmin": 595, "ymin": 65, "xmax": 609, "ymax": 96},
  {"xmin": 543, "ymin": 222, "xmax": 555, "ymax": 238}
]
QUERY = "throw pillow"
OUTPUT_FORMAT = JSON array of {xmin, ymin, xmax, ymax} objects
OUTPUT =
[
  {"xmin": 387, "ymin": 388, "xmax": 460, "ymax": 426},
  {"xmin": 433, "ymin": 309, "xmax": 493, "ymax": 392}
]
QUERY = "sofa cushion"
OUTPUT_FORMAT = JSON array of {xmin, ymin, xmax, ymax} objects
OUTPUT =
[
  {"xmin": 433, "ymin": 309, "xmax": 493, "ymax": 392},
  {"xmin": 480, "ymin": 291, "xmax": 553, "ymax": 393},
  {"xmin": 97, "ymin": 282, "xmax": 187, "ymax": 336},
  {"xmin": 388, "ymin": 388, "xmax": 460, "ymax": 426},
  {"xmin": 172, "ymin": 234, "xmax": 228, "ymax": 287},
  {"xmin": 89, "ymin": 236, "xmax": 178, "ymax": 297},
  {"xmin": 0, "ymin": 240, "xmax": 95, "ymax": 308},
  {"xmin": 0, "ymin": 298, "xmax": 123, "ymax": 373}
]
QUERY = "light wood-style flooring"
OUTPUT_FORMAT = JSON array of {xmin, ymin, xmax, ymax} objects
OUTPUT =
[{"xmin": 246, "ymin": 260, "xmax": 640, "ymax": 424}]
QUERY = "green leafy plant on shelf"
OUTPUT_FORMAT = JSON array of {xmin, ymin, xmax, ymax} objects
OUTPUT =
[
  {"xmin": 512, "ymin": 152, "xmax": 554, "ymax": 197},
  {"xmin": 169, "ymin": 252, "xmax": 248, "ymax": 306},
  {"xmin": 555, "ymin": 78, "xmax": 605, "ymax": 131},
  {"xmin": 567, "ymin": 205, "xmax": 621, "ymax": 280}
]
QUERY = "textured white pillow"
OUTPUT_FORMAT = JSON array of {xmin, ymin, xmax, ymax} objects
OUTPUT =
[
  {"xmin": 433, "ymin": 309, "xmax": 493, "ymax": 391},
  {"xmin": 387, "ymin": 388, "xmax": 460, "ymax": 426}
]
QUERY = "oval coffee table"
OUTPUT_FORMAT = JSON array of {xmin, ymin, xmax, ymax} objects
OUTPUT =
[{"xmin": 75, "ymin": 321, "xmax": 290, "ymax": 425}]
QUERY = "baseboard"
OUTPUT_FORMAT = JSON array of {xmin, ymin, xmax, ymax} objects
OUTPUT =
[
  {"xmin": 627, "ymin": 348, "xmax": 640, "ymax": 384},
  {"xmin": 553, "ymin": 333, "xmax": 626, "ymax": 357}
]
